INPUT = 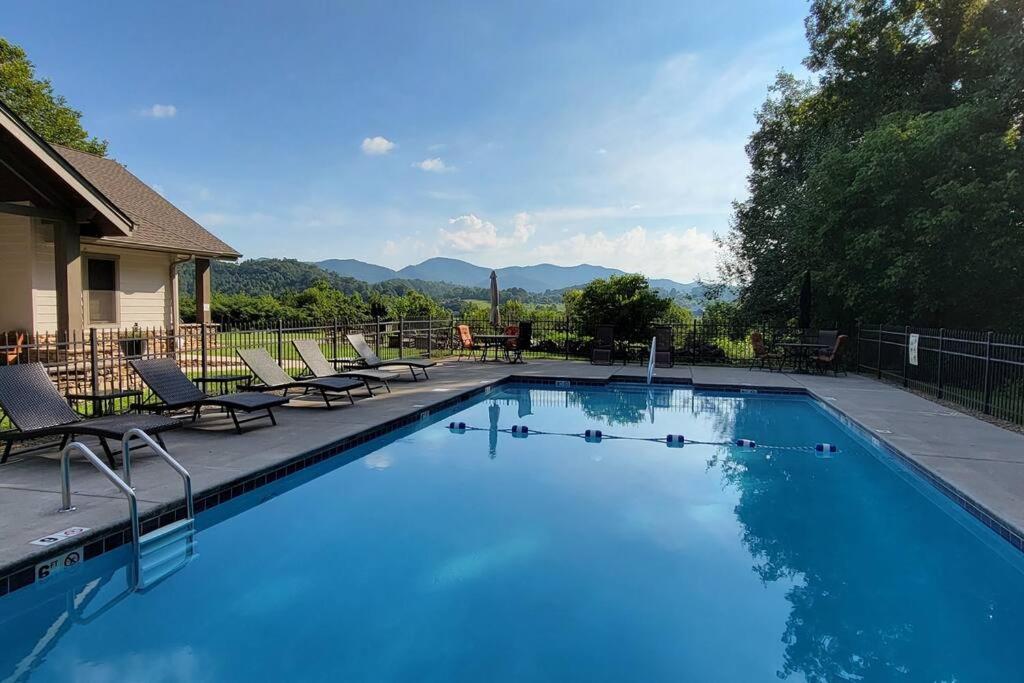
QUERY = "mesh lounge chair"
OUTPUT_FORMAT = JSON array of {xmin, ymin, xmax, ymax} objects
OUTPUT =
[
  {"xmin": 654, "ymin": 325, "xmax": 674, "ymax": 368},
  {"xmin": 591, "ymin": 325, "xmax": 614, "ymax": 365},
  {"xmin": 505, "ymin": 322, "xmax": 532, "ymax": 364},
  {"xmin": 131, "ymin": 358, "xmax": 290, "ymax": 433},
  {"xmin": 291, "ymin": 340, "xmax": 397, "ymax": 395},
  {"xmin": 236, "ymin": 348, "xmax": 363, "ymax": 408},
  {"xmin": 345, "ymin": 333, "xmax": 436, "ymax": 381},
  {"xmin": 455, "ymin": 325, "xmax": 482, "ymax": 361},
  {"xmin": 0, "ymin": 363, "xmax": 180, "ymax": 466}
]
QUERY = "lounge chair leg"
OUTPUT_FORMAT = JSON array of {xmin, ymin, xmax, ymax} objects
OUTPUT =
[
  {"xmin": 98, "ymin": 438, "xmax": 117, "ymax": 468},
  {"xmin": 409, "ymin": 367, "xmax": 418, "ymax": 381},
  {"xmin": 228, "ymin": 408, "xmax": 242, "ymax": 434},
  {"xmin": 156, "ymin": 434, "xmax": 167, "ymax": 450},
  {"xmin": 192, "ymin": 405, "xmax": 201, "ymax": 423},
  {"xmin": 348, "ymin": 391, "xmax": 355, "ymax": 405},
  {"xmin": 267, "ymin": 408, "xmax": 277, "ymax": 426},
  {"xmin": 364, "ymin": 380, "xmax": 374, "ymax": 397},
  {"xmin": 2, "ymin": 440, "xmax": 11, "ymax": 464},
  {"xmin": 384, "ymin": 381, "xmax": 391, "ymax": 393},
  {"xmin": 320, "ymin": 388, "xmax": 332, "ymax": 409}
]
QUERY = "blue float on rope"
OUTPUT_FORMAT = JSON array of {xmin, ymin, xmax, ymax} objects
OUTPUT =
[
  {"xmin": 736, "ymin": 439, "xmax": 757, "ymax": 448},
  {"xmin": 815, "ymin": 443, "xmax": 837, "ymax": 453},
  {"xmin": 448, "ymin": 421, "xmax": 467, "ymax": 433},
  {"xmin": 584, "ymin": 429, "xmax": 603, "ymax": 443},
  {"xmin": 511, "ymin": 425, "xmax": 529, "ymax": 438},
  {"xmin": 666, "ymin": 434, "xmax": 685, "ymax": 448}
]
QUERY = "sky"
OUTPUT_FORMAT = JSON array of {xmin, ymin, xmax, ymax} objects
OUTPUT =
[{"xmin": 6, "ymin": 1, "xmax": 810, "ymax": 284}]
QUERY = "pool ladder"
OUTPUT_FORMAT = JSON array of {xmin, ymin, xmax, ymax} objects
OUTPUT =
[{"xmin": 59, "ymin": 428, "xmax": 196, "ymax": 590}]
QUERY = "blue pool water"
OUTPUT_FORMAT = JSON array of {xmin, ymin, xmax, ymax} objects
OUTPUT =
[{"xmin": 2, "ymin": 384, "xmax": 1023, "ymax": 682}]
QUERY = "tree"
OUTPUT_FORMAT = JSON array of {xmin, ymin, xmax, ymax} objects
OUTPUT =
[
  {"xmin": 0, "ymin": 38, "xmax": 107, "ymax": 155},
  {"xmin": 724, "ymin": 0, "xmax": 1024, "ymax": 330},
  {"xmin": 500, "ymin": 298, "xmax": 527, "ymax": 322},
  {"xmin": 573, "ymin": 274, "xmax": 671, "ymax": 342}
]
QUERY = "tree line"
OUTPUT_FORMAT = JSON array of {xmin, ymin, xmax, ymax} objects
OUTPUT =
[{"xmin": 724, "ymin": 0, "xmax": 1024, "ymax": 331}]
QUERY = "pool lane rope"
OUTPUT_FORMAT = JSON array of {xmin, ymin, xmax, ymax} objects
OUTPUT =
[{"xmin": 445, "ymin": 422, "xmax": 838, "ymax": 453}]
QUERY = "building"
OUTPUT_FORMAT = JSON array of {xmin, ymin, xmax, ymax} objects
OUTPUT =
[{"xmin": 0, "ymin": 99, "xmax": 239, "ymax": 336}]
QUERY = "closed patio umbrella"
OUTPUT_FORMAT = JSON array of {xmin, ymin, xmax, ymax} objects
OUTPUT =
[{"xmin": 489, "ymin": 270, "xmax": 501, "ymax": 329}]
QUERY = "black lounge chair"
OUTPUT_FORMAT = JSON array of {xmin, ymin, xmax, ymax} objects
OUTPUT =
[
  {"xmin": 345, "ymin": 333, "xmax": 436, "ymax": 381},
  {"xmin": 591, "ymin": 324, "xmax": 614, "ymax": 365},
  {"xmin": 236, "ymin": 348, "xmax": 363, "ymax": 408},
  {"xmin": 0, "ymin": 363, "xmax": 180, "ymax": 466},
  {"xmin": 291, "ymin": 340, "xmax": 397, "ymax": 395},
  {"xmin": 130, "ymin": 358, "xmax": 290, "ymax": 434}
]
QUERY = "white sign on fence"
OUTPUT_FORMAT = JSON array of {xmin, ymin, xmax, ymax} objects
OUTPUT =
[{"xmin": 908, "ymin": 333, "xmax": 920, "ymax": 366}]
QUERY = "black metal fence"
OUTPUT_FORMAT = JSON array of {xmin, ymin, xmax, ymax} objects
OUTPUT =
[{"xmin": 856, "ymin": 324, "xmax": 1024, "ymax": 425}]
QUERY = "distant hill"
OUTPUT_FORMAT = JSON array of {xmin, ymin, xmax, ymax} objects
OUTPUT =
[
  {"xmin": 317, "ymin": 259, "xmax": 396, "ymax": 283},
  {"xmin": 316, "ymin": 256, "xmax": 700, "ymax": 294}
]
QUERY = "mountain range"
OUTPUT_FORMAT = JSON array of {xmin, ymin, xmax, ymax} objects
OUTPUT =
[{"xmin": 316, "ymin": 257, "xmax": 700, "ymax": 294}]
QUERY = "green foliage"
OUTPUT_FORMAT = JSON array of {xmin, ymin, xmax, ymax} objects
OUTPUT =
[
  {"xmin": 386, "ymin": 290, "xmax": 446, "ymax": 320},
  {"xmin": 500, "ymin": 298, "xmax": 527, "ymax": 322},
  {"xmin": 724, "ymin": 0, "xmax": 1024, "ymax": 330},
  {"xmin": 0, "ymin": 38, "xmax": 107, "ymax": 155},
  {"xmin": 574, "ymin": 274, "xmax": 671, "ymax": 342}
]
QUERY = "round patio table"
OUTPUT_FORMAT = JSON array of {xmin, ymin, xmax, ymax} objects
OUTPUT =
[
  {"xmin": 779, "ymin": 342, "xmax": 827, "ymax": 373},
  {"xmin": 475, "ymin": 334, "xmax": 517, "ymax": 362}
]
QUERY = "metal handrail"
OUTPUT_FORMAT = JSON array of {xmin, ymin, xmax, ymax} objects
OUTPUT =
[
  {"xmin": 122, "ymin": 428, "xmax": 194, "ymax": 520},
  {"xmin": 646, "ymin": 336, "xmax": 656, "ymax": 384},
  {"xmin": 60, "ymin": 442, "xmax": 140, "ymax": 548}
]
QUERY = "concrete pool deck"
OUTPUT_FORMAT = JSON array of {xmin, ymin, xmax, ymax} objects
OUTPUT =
[{"xmin": 3, "ymin": 358, "xmax": 1024, "ymax": 593}]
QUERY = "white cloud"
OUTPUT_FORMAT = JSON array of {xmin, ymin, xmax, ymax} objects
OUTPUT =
[
  {"xmin": 413, "ymin": 157, "xmax": 453, "ymax": 173},
  {"xmin": 438, "ymin": 213, "xmax": 534, "ymax": 252},
  {"xmin": 142, "ymin": 104, "xmax": 177, "ymax": 118},
  {"xmin": 529, "ymin": 226, "xmax": 722, "ymax": 283},
  {"xmin": 361, "ymin": 136, "xmax": 395, "ymax": 155},
  {"xmin": 595, "ymin": 148, "xmax": 608, "ymax": 155}
]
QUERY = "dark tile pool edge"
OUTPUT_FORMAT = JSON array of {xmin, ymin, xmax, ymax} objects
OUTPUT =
[{"xmin": 6, "ymin": 373, "xmax": 1022, "ymax": 597}]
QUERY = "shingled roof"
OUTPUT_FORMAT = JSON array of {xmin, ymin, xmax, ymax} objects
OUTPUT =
[{"xmin": 54, "ymin": 145, "xmax": 241, "ymax": 259}]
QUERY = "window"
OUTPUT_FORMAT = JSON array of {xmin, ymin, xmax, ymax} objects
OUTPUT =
[{"xmin": 86, "ymin": 258, "xmax": 117, "ymax": 324}]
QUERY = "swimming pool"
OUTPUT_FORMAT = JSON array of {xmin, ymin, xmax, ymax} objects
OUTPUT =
[{"xmin": 2, "ymin": 383, "xmax": 1022, "ymax": 681}]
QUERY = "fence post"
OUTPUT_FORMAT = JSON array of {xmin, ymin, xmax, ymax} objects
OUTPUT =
[
  {"xmin": 902, "ymin": 325, "xmax": 910, "ymax": 387},
  {"xmin": 398, "ymin": 317, "xmax": 405, "ymax": 359},
  {"xmin": 88, "ymin": 327, "xmax": 99, "ymax": 395},
  {"xmin": 936, "ymin": 327, "xmax": 944, "ymax": 399},
  {"xmin": 564, "ymin": 316, "xmax": 570, "ymax": 360},
  {"xmin": 332, "ymin": 318, "xmax": 339, "ymax": 362},
  {"xmin": 374, "ymin": 317, "xmax": 381, "ymax": 358},
  {"xmin": 876, "ymin": 325, "xmax": 882, "ymax": 379},
  {"xmin": 983, "ymin": 331, "xmax": 993, "ymax": 414},
  {"xmin": 200, "ymin": 321, "xmax": 209, "ymax": 378},
  {"xmin": 691, "ymin": 319, "xmax": 698, "ymax": 365},
  {"xmin": 276, "ymin": 318, "xmax": 284, "ymax": 366},
  {"xmin": 427, "ymin": 317, "xmax": 434, "ymax": 358}
]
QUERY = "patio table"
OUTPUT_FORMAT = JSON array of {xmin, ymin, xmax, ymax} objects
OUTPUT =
[
  {"xmin": 475, "ymin": 334, "xmax": 517, "ymax": 362},
  {"xmin": 193, "ymin": 374, "xmax": 252, "ymax": 395},
  {"xmin": 66, "ymin": 388, "xmax": 143, "ymax": 417},
  {"xmin": 779, "ymin": 342, "xmax": 827, "ymax": 374}
]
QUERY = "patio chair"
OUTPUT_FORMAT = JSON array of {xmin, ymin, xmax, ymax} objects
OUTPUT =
[
  {"xmin": 291, "ymin": 340, "xmax": 397, "ymax": 395},
  {"xmin": 817, "ymin": 329, "xmax": 838, "ymax": 350},
  {"xmin": 455, "ymin": 325, "xmax": 482, "ymax": 361},
  {"xmin": 130, "ymin": 358, "xmax": 290, "ymax": 434},
  {"xmin": 236, "ymin": 348, "xmax": 363, "ymax": 408},
  {"xmin": 345, "ymin": 333, "xmax": 436, "ymax": 381},
  {"xmin": 654, "ymin": 326, "xmax": 674, "ymax": 368},
  {"xmin": 505, "ymin": 322, "xmax": 532, "ymax": 364},
  {"xmin": 749, "ymin": 331, "xmax": 783, "ymax": 372},
  {"xmin": 0, "ymin": 363, "xmax": 181, "ymax": 466},
  {"xmin": 591, "ymin": 325, "xmax": 614, "ymax": 365},
  {"xmin": 814, "ymin": 335, "xmax": 848, "ymax": 376}
]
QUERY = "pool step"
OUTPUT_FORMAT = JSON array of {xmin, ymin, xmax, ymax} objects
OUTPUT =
[{"xmin": 136, "ymin": 518, "xmax": 196, "ymax": 590}]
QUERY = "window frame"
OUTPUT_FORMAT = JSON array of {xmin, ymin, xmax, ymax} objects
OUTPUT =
[{"xmin": 83, "ymin": 254, "xmax": 120, "ymax": 326}]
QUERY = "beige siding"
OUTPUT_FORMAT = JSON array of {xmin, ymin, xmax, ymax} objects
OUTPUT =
[
  {"xmin": 83, "ymin": 246, "xmax": 173, "ymax": 329},
  {"xmin": 0, "ymin": 214, "xmax": 34, "ymax": 331},
  {"xmin": 31, "ymin": 223, "xmax": 60, "ymax": 332}
]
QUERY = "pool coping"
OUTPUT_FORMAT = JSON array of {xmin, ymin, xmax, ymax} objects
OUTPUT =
[{"xmin": 3, "ymin": 372, "xmax": 1023, "ymax": 598}]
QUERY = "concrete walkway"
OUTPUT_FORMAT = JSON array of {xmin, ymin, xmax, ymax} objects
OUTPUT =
[{"xmin": 3, "ymin": 359, "xmax": 1024, "ymax": 590}]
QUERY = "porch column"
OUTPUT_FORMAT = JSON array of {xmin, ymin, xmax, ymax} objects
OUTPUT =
[
  {"xmin": 53, "ymin": 221, "xmax": 83, "ymax": 334},
  {"xmin": 195, "ymin": 257, "xmax": 212, "ymax": 324}
]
